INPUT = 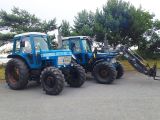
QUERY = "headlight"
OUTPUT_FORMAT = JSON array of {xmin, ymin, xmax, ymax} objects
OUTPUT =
[
  {"xmin": 119, "ymin": 52, "xmax": 123, "ymax": 55},
  {"xmin": 58, "ymin": 56, "xmax": 71, "ymax": 65},
  {"xmin": 72, "ymin": 54, "xmax": 76, "ymax": 60},
  {"xmin": 111, "ymin": 58, "xmax": 116, "ymax": 63}
]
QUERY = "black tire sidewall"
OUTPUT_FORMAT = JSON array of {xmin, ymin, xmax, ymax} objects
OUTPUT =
[
  {"xmin": 116, "ymin": 62, "xmax": 124, "ymax": 79},
  {"xmin": 67, "ymin": 63, "xmax": 86, "ymax": 87},
  {"xmin": 5, "ymin": 58, "xmax": 29, "ymax": 90},
  {"xmin": 93, "ymin": 62, "xmax": 116, "ymax": 84},
  {"xmin": 40, "ymin": 67, "xmax": 64, "ymax": 95}
]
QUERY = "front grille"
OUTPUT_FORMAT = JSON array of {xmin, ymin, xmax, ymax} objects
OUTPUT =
[{"xmin": 42, "ymin": 60, "xmax": 53, "ymax": 67}]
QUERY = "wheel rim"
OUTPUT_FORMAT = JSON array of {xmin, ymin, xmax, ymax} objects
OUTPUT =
[
  {"xmin": 45, "ymin": 76, "xmax": 56, "ymax": 88},
  {"xmin": 71, "ymin": 68, "xmax": 79, "ymax": 80},
  {"xmin": 8, "ymin": 66, "xmax": 20, "ymax": 84},
  {"xmin": 99, "ymin": 68, "xmax": 109, "ymax": 78}
]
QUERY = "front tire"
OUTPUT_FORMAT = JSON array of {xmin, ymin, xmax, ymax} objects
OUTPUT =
[
  {"xmin": 5, "ymin": 58, "xmax": 29, "ymax": 90},
  {"xmin": 116, "ymin": 62, "xmax": 124, "ymax": 79},
  {"xmin": 40, "ymin": 67, "xmax": 65, "ymax": 95},
  {"xmin": 93, "ymin": 62, "xmax": 116, "ymax": 84},
  {"xmin": 66, "ymin": 63, "xmax": 86, "ymax": 87}
]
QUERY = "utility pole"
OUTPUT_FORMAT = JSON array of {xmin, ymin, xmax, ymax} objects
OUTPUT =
[
  {"xmin": 57, "ymin": 26, "xmax": 62, "ymax": 48},
  {"xmin": 103, "ymin": 33, "xmax": 109, "ymax": 51}
]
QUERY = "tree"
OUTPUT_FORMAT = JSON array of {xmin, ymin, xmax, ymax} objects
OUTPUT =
[
  {"xmin": 60, "ymin": 20, "xmax": 71, "ymax": 37},
  {"xmin": 94, "ymin": 0, "xmax": 154, "ymax": 46},
  {"xmin": 139, "ymin": 20, "xmax": 160, "ymax": 58},
  {"xmin": 73, "ymin": 0, "xmax": 154, "ymax": 48},
  {"xmin": 128, "ymin": 7, "xmax": 153, "ymax": 47},
  {"xmin": 153, "ymin": 20, "xmax": 160, "ymax": 30},
  {"xmin": 0, "ymin": 7, "xmax": 57, "ymax": 33},
  {"xmin": 93, "ymin": 9, "xmax": 106, "ymax": 41},
  {"xmin": 41, "ymin": 19, "xmax": 57, "ymax": 32},
  {"xmin": 0, "ymin": 33, "xmax": 15, "ymax": 43},
  {"xmin": 73, "ymin": 10, "xmax": 95, "ymax": 36}
]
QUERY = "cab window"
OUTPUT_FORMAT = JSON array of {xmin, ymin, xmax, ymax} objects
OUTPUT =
[
  {"xmin": 70, "ymin": 39, "xmax": 81, "ymax": 53},
  {"xmin": 62, "ymin": 40, "xmax": 70, "ymax": 49},
  {"xmin": 21, "ymin": 37, "xmax": 32, "ymax": 53},
  {"xmin": 33, "ymin": 36, "xmax": 49, "ymax": 51},
  {"xmin": 15, "ymin": 39, "xmax": 20, "ymax": 53},
  {"xmin": 82, "ymin": 40, "xmax": 92, "ymax": 52}
]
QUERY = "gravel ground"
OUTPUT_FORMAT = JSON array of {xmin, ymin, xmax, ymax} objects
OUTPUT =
[{"xmin": 0, "ymin": 71, "xmax": 160, "ymax": 120}]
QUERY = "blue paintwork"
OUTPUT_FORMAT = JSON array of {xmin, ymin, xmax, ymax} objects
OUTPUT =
[
  {"xmin": 96, "ymin": 52, "xmax": 117, "ymax": 59},
  {"xmin": 8, "ymin": 33, "xmax": 72, "ymax": 69},
  {"xmin": 62, "ymin": 36, "xmax": 119, "ymax": 71}
]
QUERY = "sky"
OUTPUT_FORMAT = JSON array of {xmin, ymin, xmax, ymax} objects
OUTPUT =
[{"xmin": 0, "ymin": 0, "xmax": 160, "ymax": 26}]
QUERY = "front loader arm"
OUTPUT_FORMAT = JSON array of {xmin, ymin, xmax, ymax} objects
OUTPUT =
[{"xmin": 118, "ymin": 45, "xmax": 159, "ymax": 80}]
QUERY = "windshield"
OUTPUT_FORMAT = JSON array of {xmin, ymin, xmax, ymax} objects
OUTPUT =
[
  {"xmin": 70, "ymin": 39, "xmax": 81, "ymax": 53},
  {"xmin": 62, "ymin": 39, "xmax": 82, "ymax": 53},
  {"xmin": 82, "ymin": 39, "xmax": 92, "ymax": 52},
  {"xmin": 62, "ymin": 40, "xmax": 70, "ymax": 49},
  {"xmin": 33, "ymin": 36, "xmax": 49, "ymax": 51}
]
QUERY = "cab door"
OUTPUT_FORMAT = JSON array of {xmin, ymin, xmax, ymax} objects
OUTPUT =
[
  {"xmin": 69, "ymin": 39, "xmax": 84, "ymax": 64},
  {"xmin": 19, "ymin": 36, "xmax": 34, "ymax": 65},
  {"xmin": 81, "ymin": 39, "xmax": 93, "ymax": 64}
]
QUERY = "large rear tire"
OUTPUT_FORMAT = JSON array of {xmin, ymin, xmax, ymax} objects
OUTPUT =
[
  {"xmin": 93, "ymin": 62, "xmax": 116, "ymax": 84},
  {"xmin": 5, "ymin": 58, "xmax": 29, "ymax": 90},
  {"xmin": 40, "ymin": 67, "xmax": 65, "ymax": 95},
  {"xmin": 116, "ymin": 62, "xmax": 124, "ymax": 79},
  {"xmin": 66, "ymin": 63, "xmax": 86, "ymax": 87}
]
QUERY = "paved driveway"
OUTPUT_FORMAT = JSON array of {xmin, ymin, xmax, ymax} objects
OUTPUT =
[{"xmin": 0, "ymin": 71, "xmax": 160, "ymax": 120}]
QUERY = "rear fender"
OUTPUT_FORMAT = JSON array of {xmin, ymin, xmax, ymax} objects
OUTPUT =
[
  {"xmin": 92, "ymin": 59, "xmax": 116, "ymax": 70},
  {"xmin": 71, "ymin": 54, "xmax": 77, "ymax": 62},
  {"xmin": 7, "ymin": 55, "xmax": 31, "ymax": 69},
  {"xmin": 92, "ymin": 59, "xmax": 106, "ymax": 69}
]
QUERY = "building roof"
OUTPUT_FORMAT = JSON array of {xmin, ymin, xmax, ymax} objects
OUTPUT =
[
  {"xmin": 62, "ymin": 36, "xmax": 89, "ymax": 40},
  {"xmin": 14, "ymin": 32, "xmax": 47, "ymax": 37}
]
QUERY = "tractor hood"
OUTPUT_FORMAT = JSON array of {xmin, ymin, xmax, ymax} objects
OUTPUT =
[
  {"xmin": 96, "ymin": 51, "xmax": 118, "ymax": 59},
  {"xmin": 39, "ymin": 49, "xmax": 72, "ymax": 67},
  {"xmin": 40, "ymin": 49, "xmax": 72, "ymax": 58}
]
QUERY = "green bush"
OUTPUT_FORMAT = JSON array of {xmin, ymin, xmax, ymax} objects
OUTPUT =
[
  {"xmin": 0, "ymin": 33, "xmax": 15, "ymax": 43},
  {"xmin": 137, "ymin": 50, "xmax": 160, "ymax": 59}
]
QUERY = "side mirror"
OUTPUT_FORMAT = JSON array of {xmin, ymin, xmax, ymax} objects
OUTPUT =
[{"xmin": 20, "ymin": 40, "xmax": 25, "ymax": 47}]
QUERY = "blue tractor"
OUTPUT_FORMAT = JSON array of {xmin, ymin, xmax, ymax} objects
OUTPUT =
[
  {"xmin": 5, "ymin": 32, "xmax": 86, "ymax": 95},
  {"xmin": 61, "ymin": 36, "xmax": 124, "ymax": 84}
]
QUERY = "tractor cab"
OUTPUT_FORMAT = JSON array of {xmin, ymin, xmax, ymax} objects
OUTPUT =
[
  {"xmin": 62, "ymin": 36, "xmax": 93, "ymax": 65},
  {"xmin": 9, "ymin": 32, "xmax": 72, "ymax": 69},
  {"xmin": 62, "ymin": 36, "xmax": 118, "ymax": 66}
]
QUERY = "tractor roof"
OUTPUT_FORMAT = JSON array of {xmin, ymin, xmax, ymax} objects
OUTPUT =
[
  {"xmin": 62, "ymin": 36, "xmax": 89, "ymax": 40},
  {"xmin": 14, "ymin": 32, "xmax": 47, "ymax": 38}
]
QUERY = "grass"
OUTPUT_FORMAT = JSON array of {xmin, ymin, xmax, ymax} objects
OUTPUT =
[
  {"xmin": 0, "ymin": 66, "xmax": 5, "ymax": 80},
  {"xmin": 0, "ymin": 59, "xmax": 160, "ymax": 80},
  {"xmin": 120, "ymin": 60, "xmax": 135, "ymax": 71},
  {"xmin": 120, "ymin": 60, "xmax": 160, "ymax": 71}
]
